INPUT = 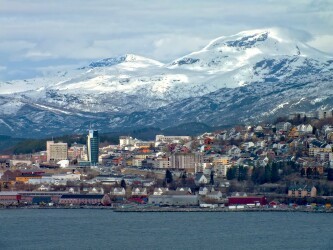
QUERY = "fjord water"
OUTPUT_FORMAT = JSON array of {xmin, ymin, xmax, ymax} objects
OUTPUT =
[{"xmin": 0, "ymin": 209, "xmax": 332, "ymax": 250}]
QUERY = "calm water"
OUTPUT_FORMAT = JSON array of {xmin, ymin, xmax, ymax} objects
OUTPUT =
[{"xmin": 0, "ymin": 209, "xmax": 332, "ymax": 250}]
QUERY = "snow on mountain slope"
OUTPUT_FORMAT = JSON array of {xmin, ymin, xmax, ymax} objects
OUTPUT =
[
  {"xmin": 169, "ymin": 28, "xmax": 333, "ymax": 87},
  {"xmin": 1, "ymin": 28, "xmax": 333, "ymax": 137}
]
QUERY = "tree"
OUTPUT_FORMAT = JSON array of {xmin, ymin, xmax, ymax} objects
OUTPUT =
[
  {"xmin": 313, "ymin": 167, "xmax": 319, "ymax": 179},
  {"xmin": 264, "ymin": 165, "xmax": 271, "ymax": 183},
  {"xmin": 328, "ymin": 169, "xmax": 333, "ymax": 181},
  {"xmin": 237, "ymin": 165, "xmax": 248, "ymax": 181},
  {"xmin": 181, "ymin": 171, "xmax": 187, "ymax": 185},
  {"xmin": 251, "ymin": 166, "xmax": 259, "ymax": 184},
  {"xmin": 300, "ymin": 168, "xmax": 305, "ymax": 177},
  {"xmin": 120, "ymin": 179, "xmax": 126, "ymax": 189},
  {"xmin": 226, "ymin": 167, "xmax": 236, "ymax": 180},
  {"xmin": 306, "ymin": 167, "xmax": 313, "ymax": 178},
  {"xmin": 165, "ymin": 169, "xmax": 173, "ymax": 184},
  {"xmin": 210, "ymin": 170, "xmax": 214, "ymax": 185},
  {"xmin": 271, "ymin": 162, "xmax": 280, "ymax": 183}
]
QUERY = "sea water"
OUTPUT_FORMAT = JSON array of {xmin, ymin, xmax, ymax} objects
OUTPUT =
[{"xmin": 0, "ymin": 209, "xmax": 332, "ymax": 250}]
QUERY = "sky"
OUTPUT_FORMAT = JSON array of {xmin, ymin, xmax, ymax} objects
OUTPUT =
[{"xmin": 1, "ymin": 0, "xmax": 333, "ymax": 80}]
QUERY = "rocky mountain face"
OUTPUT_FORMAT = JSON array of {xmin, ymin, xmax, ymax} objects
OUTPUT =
[{"xmin": 0, "ymin": 28, "xmax": 332, "ymax": 137}]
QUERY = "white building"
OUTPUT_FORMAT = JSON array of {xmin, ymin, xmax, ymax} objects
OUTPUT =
[
  {"xmin": 170, "ymin": 153, "xmax": 203, "ymax": 172},
  {"xmin": 318, "ymin": 110, "xmax": 333, "ymax": 119},
  {"xmin": 119, "ymin": 136, "xmax": 136, "ymax": 147},
  {"xmin": 155, "ymin": 135, "xmax": 191, "ymax": 144},
  {"xmin": 52, "ymin": 173, "xmax": 81, "ymax": 182},
  {"xmin": 297, "ymin": 124, "xmax": 313, "ymax": 133},
  {"xmin": 154, "ymin": 158, "xmax": 171, "ymax": 169},
  {"xmin": 47, "ymin": 141, "xmax": 68, "ymax": 162}
]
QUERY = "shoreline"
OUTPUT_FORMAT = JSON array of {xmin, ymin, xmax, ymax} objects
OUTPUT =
[
  {"xmin": 1, "ymin": 205, "xmax": 332, "ymax": 213},
  {"xmin": 113, "ymin": 207, "xmax": 333, "ymax": 213}
]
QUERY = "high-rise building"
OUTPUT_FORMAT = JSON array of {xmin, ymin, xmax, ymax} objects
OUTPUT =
[
  {"xmin": 87, "ymin": 130, "xmax": 99, "ymax": 165},
  {"xmin": 46, "ymin": 141, "xmax": 68, "ymax": 162},
  {"xmin": 170, "ymin": 153, "xmax": 203, "ymax": 172}
]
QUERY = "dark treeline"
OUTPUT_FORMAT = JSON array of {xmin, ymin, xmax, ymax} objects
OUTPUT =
[
  {"xmin": 2, "ymin": 134, "xmax": 119, "ymax": 154},
  {"xmin": 226, "ymin": 161, "xmax": 300, "ymax": 184}
]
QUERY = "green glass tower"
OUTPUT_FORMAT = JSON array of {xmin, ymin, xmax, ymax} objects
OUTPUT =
[{"xmin": 87, "ymin": 130, "xmax": 99, "ymax": 165}]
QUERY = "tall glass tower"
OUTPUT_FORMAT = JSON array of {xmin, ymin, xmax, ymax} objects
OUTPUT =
[{"xmin": 87, "ymin": 130, "xmax": 99, "ymax": 165}]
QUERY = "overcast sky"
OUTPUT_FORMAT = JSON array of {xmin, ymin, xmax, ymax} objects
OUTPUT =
[{"xmin": 1, "ymin": 0, "xmax": 332, "ymax": 80}]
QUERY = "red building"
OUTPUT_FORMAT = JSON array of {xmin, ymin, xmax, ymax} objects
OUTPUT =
[
  {"xmin": 59, "ymin": 194, "xmax": 105, "ymax": 205},
  {"xmin": 0, "ymin": 191, "xmax": 21, "ymax": 205},
  {"xmin": 228, "ymin": 196, "xmax": 267, "ymax": 206}
]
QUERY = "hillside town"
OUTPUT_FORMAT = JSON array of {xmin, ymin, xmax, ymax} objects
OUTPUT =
[{"xmin": 1, "ymin": 111, "xmax": 333, "ymax": 211}]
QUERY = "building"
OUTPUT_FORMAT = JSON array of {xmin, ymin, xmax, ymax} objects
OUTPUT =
[
  {"xmin": 0, "ymin": 158, "xmax": 10, "ymax": 168},
  {"xmin": 110, "ymin": 187, "xmax": 126, "ymax": 196},
  {"xmin": 275, "ymin": 122, "xmax": 292, "ymax": 132},
  {"xmin": 155, "ymin": 135, "xmax": 191, "ymax": 144},
  {"xmin": 214, "ymin": 164, "xmax": 232, "ymax": 178},
  {"xmin": 228, "ymin": 196, "xmax": 267, "ymax": 206},
  {"xmin": 148, "ymin": 194, "xmax": 199, "ymax": 206},
  {"xmin": 131, "ymin": 187, "xmax": 147, "ymax": 197},
  {"xmin": 0, "ymin": 191, "xmax": 21, "ymax": 205},
  {"xmin": 309, "ymin": 143, "xmax": 332, "ymax": 157},
  {"xmin": 87, "ymin": 130, "xmax": 99, "ymax": 165},
  {"xmin": 119, "ymin": 136, "xmax": 136, "ymax": 147},
  {"xmin": 68, "ymin": 143, "xmax": 86, "ymax": 160},
  {"xmin": 46, "ymin": 141, "xmax": 68, "ymax": 162},
  {"xmin": 213, "ymin": 156, "xmax": 231, "ymax": 166},
  {"xmin": 153, "ymin": 188, "xmax": 169, "ymax": 195},
  {"xmin": 59, "ymin": 194, "xmax": 104, "ymax": 205},
  {"xmin": 288, "ymin": 185, "xmax": 317, "ymax": 198},
  {"xmin": 194, "ymin": 173, "xmax": 208, "ymax": 186},
  {"xmin": 16, "ymin": 175, "xmax": 42, "ymax": 183},
  {"xmin": 154, "ymin": 157, "xmax": 171, "ymax": 169},
  {"xmin": 318, "ymin": 110, "xmax": 333, "ymax": 119},
  {"xmin": 170, "ymin": 153, "xmax": 203, "ymax": 172}
]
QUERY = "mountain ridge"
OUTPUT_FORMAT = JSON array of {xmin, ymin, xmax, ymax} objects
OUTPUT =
[{"xmin": 0, "ymin": 28, "xmax": 332, "ymax": 137}]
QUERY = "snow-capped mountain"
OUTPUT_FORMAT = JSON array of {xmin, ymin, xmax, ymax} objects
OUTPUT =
[{"xmin": 1, "ymin": 28, "xmax": 333, "ymax": 137}]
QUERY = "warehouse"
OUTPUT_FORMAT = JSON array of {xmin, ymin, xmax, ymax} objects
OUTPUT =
[{"xmin": 148, "ymin": 194, "xmax": 199, "ymax": 206}]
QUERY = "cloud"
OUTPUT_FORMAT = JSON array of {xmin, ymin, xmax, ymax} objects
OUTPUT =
[
  {"xmin": 0, "ymin": 0, "xmax": 332, "ymax": 80},
  {"xmin": 309, "ymin": 35, "xmax": 333, "ymax": 55},
  {"xmin": 24, "ymin": 51, "xmax": 55, "ymax": 60},
  {"xmin": 153, "ymin": 35, "xmax": 209, "ymax": 61}
]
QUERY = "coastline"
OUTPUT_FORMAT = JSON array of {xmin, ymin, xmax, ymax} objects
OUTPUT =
[
  {"xmin": 113, "ymin": 206, "xmax": 333, "ymax": 213},
  {"xmin": 1, "ymin": 205, "xmax": 332, "ymax": 213}
]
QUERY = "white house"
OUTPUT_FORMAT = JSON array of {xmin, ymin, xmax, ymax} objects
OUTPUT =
[
  {"xmin": 111, "ymin": 187, "xmax": 126, "ymax": 196},
  {"xmin": 206, "ymin": 191, "xmax": 223, "ymax": 200},
  {"xmin": 297, "ymin": 124, "xmax": 313, "ymax": 133},
  {"xmin": 194, "ymin": 173, "xmax": 208, "ymax": 186},
  {"xmin": 228, "ymin": 146, "xmax": 241, "ymax": 157},
  {"xmin": 198, "ymin": 187, "xmax": 215, "ymax": 195},
  {"xmin": 176, "ymin": 187, "xmax": 192, "ymax": 194},
  {"xmin": 131, "ymin": 187, "xmax": 147, "ymax": 196},
  {"xmin": 153, "ymin": 187, "xmax": 169, "ymax": 195}
]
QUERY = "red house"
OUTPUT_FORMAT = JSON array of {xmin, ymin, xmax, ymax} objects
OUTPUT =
[{"xmin": 228, "ymin": 196, "xmax": 267, "ymax": 206}]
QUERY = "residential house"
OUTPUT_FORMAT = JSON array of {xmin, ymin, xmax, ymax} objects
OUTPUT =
[
  {"xmin": 206, "ymin": 191, "xmax": 223, "ymax": 200},
  {"xmin": 176, "ymin": 187, "xmax": 192, "ymax": 194},
  {"xmin": 288, "ymin": 185, "xmax": 317, "ymax": 198},
  {"xmin": 153, "ymin": 187, "xmax": 169, "ymax": 195},
  {"xmin": 110, "ymin": 187, "xmax": 126, "ymax": 196},
  {"xmin": 198, "ymin": 187, "xmax": 215, "ymax": 195},
  {"xmin": 194, "ymin": 173, "xmax": 208, "ymax": 186},
  {"xmin": 275, "ymin": 122, "xmax": 292, "ymax": 133},
  {"xmin": 131, "ymin": 187, "xmax": 147, "ymax": 197}
]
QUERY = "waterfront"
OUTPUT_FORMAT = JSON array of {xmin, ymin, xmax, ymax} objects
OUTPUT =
[{"xmin": 0, "ymin": 210, "xmax": 332, "ymax": 250}]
